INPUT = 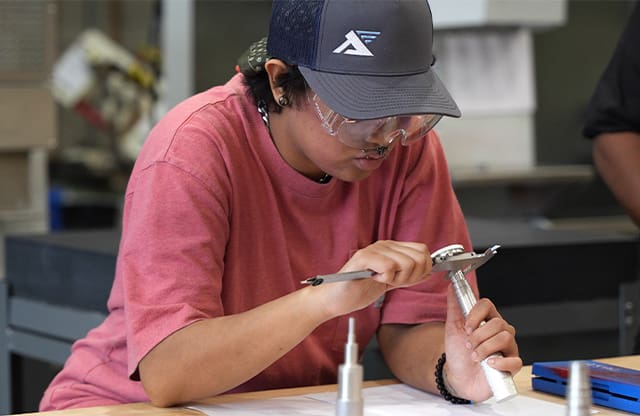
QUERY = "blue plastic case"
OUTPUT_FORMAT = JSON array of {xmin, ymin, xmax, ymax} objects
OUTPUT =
[{"xmin": 532, "ymin": 360, "xmax": 640, "ymax": 414}]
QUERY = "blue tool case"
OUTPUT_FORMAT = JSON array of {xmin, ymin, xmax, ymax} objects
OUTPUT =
[{"xmin": 532, "ymin": 360, "xmax": 640, "ymax": 414}]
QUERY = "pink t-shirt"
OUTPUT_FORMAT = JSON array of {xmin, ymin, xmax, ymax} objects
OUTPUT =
[{"xmin": 40, "ymin": 74, "xmax": 475, "ymax": 410}]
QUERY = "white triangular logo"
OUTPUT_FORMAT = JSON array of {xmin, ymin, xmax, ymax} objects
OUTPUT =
[{"xmin": 333, "ymin": 30, "xmax": 379, "ymax": 56}]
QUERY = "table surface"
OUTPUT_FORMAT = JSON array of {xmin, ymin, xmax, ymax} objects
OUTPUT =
[{"xmin": 14, "ymin": 355, "xmax": 640, "ymax": 416}]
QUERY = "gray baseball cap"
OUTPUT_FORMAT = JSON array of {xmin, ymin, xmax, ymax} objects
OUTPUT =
[{"xmin": 267, "ymin": 0, "xmax": 460, "ymax": 120}]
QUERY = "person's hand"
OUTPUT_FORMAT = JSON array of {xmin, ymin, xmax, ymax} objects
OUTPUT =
[
  {"xmin": 442, "ymin": 285, "xmax": 522, "ymax": 402},
  {"xmin": 313, "ymin": 240, "xmax": 432, "ymax": 318}
]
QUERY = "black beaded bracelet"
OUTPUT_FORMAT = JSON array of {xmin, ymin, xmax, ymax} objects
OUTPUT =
[{"xmin": 434, "ymin": 353, "xmax": 472, "ymax": 405}]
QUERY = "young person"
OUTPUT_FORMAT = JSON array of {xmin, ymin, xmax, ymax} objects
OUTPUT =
[{"xmin": 41, "ymin": 0, "xmax": 521, "ymax": 410}]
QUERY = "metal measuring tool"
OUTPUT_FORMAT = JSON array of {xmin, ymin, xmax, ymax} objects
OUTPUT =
[
  {"xmin": 300, "ymin": 243, "xmax": 500, "ymax": 286},
  {"xmin": 301, "ymin": 244, "xmax": 517, "ymax": 401},
  {"xmin": 432, "ymin": 243, "xmax": 518, "ymax": 402}
]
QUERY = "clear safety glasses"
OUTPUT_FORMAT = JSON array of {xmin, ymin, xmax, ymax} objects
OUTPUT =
[{"xmin": 308, "ymin": 91, "xmax": 442, "ymax": 152}]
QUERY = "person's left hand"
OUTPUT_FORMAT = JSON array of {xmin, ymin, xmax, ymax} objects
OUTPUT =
[{"xmin": 442, "ymin": 285, "xmax": 522, "ymax": 402}]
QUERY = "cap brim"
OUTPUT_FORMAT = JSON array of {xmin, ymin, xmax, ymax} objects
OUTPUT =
[{"xmin": 299, "ymin": 66, "xmax": 461, "ymax": 120}]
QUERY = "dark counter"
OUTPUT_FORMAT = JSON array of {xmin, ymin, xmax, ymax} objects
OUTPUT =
[{"xmin": 5, "ymin": 218, "xmax": 639, "ymax": 314}]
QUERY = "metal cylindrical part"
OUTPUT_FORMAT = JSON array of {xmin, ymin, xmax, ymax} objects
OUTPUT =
[
  {"xmin": 566, "ymin": 361, "xmax": 592, "ymax": 416},
  {"xmin": 336, "ymin": 363, "xmax": 363, "ymax": 416},
  {"xmin": 336, "ymin": 400, "xmax": 363, "ymax": 416},
  {"xmin": 480, "ymin": 355, "xmax": 518, "ymax": 402},
  {"xmin": 450, "ymin": 270, "xmax": 477, "ymax": 315},
  {"xmin": 449, "ymin": 270, "xmax": 518, "ymax": 402},
  {"xmin": 336, "ymin": 317, "xmax": 363, "ymax": 416}
]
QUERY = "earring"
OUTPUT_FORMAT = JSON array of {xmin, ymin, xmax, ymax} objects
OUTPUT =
[{"xmin": 278, "ymin": 95, "xmax": 290, "ymax": 107}]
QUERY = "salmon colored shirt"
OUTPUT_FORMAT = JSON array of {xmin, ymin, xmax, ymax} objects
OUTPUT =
[{"xmin": 40, "ymin": 74, "xmax": 476, "ymax": 410}]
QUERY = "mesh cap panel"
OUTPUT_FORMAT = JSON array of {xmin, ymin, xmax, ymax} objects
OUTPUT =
[{"xmin": 267, "ymin": 0, "xmax": 324, "ymax": 66}]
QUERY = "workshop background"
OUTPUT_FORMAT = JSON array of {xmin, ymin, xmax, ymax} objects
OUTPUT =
[{"xmin": 1, "ymin": 0, "xmax": 639, "ymax": 413}]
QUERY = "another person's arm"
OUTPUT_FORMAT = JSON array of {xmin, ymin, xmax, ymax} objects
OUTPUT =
[
  {"xmin": 584, "ymin": 5, "xmax": 640, "ymax": 226},
  {"xmin": 593, "ymin": 131, "xmax": 640, "ymax": 227}
]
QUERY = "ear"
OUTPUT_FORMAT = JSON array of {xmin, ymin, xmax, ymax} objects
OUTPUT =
[{"xmin": 264, "ymin": 59, "xmax": 289, "ymax": 101}]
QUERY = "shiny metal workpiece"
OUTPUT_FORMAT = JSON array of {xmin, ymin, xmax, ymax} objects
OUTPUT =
[
  {"xmin": 566, "ymin": 361, "xmax": 592, "ymax": 416},
  {"xmin": 433, "ymin": 244, "xmax": 518, "ymax": 403},
  {"xmin": 336, "ymin": 317, "xmax": 363, "ymax": 416}
]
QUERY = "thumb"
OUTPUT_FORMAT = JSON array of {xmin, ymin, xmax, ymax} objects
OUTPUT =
[{"xmin": 446, "ymin": 284, "xmax": 465, "ymax": 327}]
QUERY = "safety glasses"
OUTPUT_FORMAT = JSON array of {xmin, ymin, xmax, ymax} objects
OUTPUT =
[{"xmin": 308, "ymin": 91, "xmax": 442, "ymax": 152}]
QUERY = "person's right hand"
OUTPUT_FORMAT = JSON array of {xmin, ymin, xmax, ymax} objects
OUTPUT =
[{"xmin": 311, "ymin": 240, "xmax": 433, "ymax": 318}]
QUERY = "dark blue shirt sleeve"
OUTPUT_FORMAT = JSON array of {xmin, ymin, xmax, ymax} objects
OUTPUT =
[{"xmin": 583, "ymin": 4, "xmax": 640, "ymax": 138}]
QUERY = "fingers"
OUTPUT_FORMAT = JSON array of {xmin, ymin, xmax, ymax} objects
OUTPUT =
[
  {"xmin": 346, "ymin": 240, "xmax": 432, "ymax": 287},
  {"xmin": 462, "ymin": 298, "xmax": 520, "ymax": 367},
  {"xmin": 464, "ymin": 298, "xmax": 506, "ymax": 333},
  {"xmin": 445, "ymin": 283, "xmax": 523, "ymax": 400},
  {"xmin": 485, "ymin": 355, "xmax": 523, "ymax": 377},
  {"xmin": 467, "ymin": 321, "xmax": 518, "ymax": 359},
  {"xmin": 312, "ymin": 240, "xmax": 432, "ymax": 317}
]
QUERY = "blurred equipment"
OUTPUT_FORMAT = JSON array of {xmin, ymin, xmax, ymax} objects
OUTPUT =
[
  {"xmin": 0, "ymin": 0, "xmax": 58, "ymax": 279},
  {"xmin": 429, "ymin": 0, "xmax": 567, "ymax": 170},
  {"xmin": 0, "ymin": 1, "xmax": 59, "ymax": 412},
  {"xmin": 51, "ymin": 29, "xmax": 163, "ymax": 165}
]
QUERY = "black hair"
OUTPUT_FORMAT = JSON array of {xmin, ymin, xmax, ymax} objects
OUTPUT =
[{"xmin": 242, "ymin": 63, "xmax": 309, "ymax": 114}]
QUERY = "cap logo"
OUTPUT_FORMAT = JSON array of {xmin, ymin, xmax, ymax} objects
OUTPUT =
[{"xmin": 332, "ymin": 30, "xmax": 381, "ymax": 57}]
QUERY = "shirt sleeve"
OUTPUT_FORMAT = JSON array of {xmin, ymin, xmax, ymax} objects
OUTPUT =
[
  {"xmin": 119, "ymin": 157, "xmax": 231, "ymax": 380},
  {"xmin": 380, "ymin": 131, "xmax": 477, "ymax": 325},
  {"xmin": 583, "ymin": 4, "xmax": 640, "ymax": 138}
]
